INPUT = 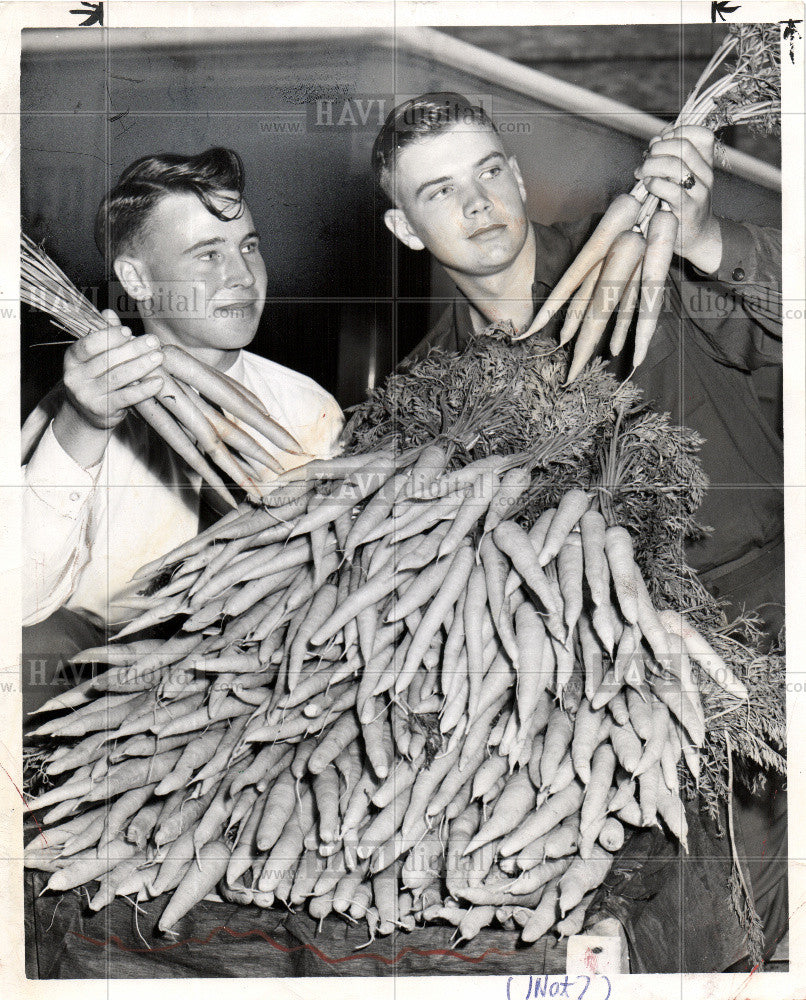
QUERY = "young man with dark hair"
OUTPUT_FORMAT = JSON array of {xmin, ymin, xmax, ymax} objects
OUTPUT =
[
  {"xmin": 372, "ymin": 93, "xmax": 785, "ymax": 971},
  {"xmin": 22, "ymin": 147, "xmax": 343, "ymax": 709}
]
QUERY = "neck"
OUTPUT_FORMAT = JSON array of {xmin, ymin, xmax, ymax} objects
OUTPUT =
[
  {"xmin": 141, "ymin": 318, "xmax": 240, "ymax": 373},
  {"xmin": 447, "ymin": 223, "xmax": 537, "ymax": 333}
]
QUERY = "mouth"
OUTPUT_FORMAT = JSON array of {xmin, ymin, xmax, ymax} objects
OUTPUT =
[
  {"xmin": 468, "ymin": 223, "xmax": 507, "ymax": 240},
  {"xmin": 211, "ymin": 300, "xmax": 259, "ymax": 316}
]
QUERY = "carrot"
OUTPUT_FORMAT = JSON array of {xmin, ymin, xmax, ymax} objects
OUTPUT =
[
  {"xmin": 557, "ymin": 259, "xmax": 605, "ymax": 347},
  {"xmin": 519, "ymin": 877, "xmax": 562, "ymax": 943},
  {"xmin": 89, "ymin": 854, "xmax": 148, "ymax": 912},
  {"xmin": 470, "ymin": 753, "xmax": 507, "ymax": 803},
  {"xmin": 309, "ymin": 571, "xmax": 406, "ymax": 647},
  {"xmin": 592, "ymin": 600, "xmax": 618, "ymax": 657},
  {"xmin": 552, "ymin": 636, "xmax": 576, "ymax": 703},
  {"xmin": 565, "ymin": 229, "xmax": 647, "ymax": 382},
  {"xmin": 157, "ymin": 839, "xmax": 231, "ymax": 932},
  {"xmin": 558, "ymin": 844, "xmax": 614, "ymax": 915},
  {"xmin": 657, "ymin": 609, "xmax": 747, "ymax": 700},
  {"xmin": 479, "ymin": 534, "xmax": 522, "ymax": 665},
  {"xmin": 632, "ymin": 208, "xmax": 679, "ymax": 368},
  {"xmin": 575, "ymin": 613, "xmax": 603, "ymax": 706},
  {"xmin": 99, "ymin": 782, "xmax": 159, "ymax": 848},
  {"xmin": 540, "ymin": 707, "xmax": 574, "ymax": 789},
  {"xmin": 402, "ymin": 828, "xmax": 444, "ymax": 895},
  {"xmin": 258, "ymin": 790, "xmax": 315, "ymax": 894},
  {"xmin": 492, "ymin": 522, "xmax": 564, "ymax": 640},
  {"xmin": 513, "ymin": 602, "xmax": 549, "ymax": 737},
  {"xmin": 308, "ymin": 712, "xmax": 361, "ymax": 774},
  {"xmin": 438, "ymin": 470, "xmax": 499, "ymax": 559},
  {"xmin": 396, "ymin": 544, "xmax": 475, "ymax": 695},
  {"xmin": 462, "ymin": 770, "xmax": 536, "ymax": 856},
  {"xmin": 608, "ymin": 249, "xmax": 643, "ymax": 356},
  {"xmin": 579, "ymin": 743, "xmax": 616, "ymax": 837},
  {"xmin": 427, "ymin": 735, "xmax": 487, "ymax": 819},
  {"xmin": 501, "ymin": 781, "xmax": 584, "ymax": 857},
  {"xmin": 638, "ymin": 760, "xmax": 661, "ymax": 826},
  {"xmin": 44, "ymin": 838, "xmax": 136, "ymax": 892},
  {"xmin": 136, "ymin": 396, "xmax": 237, "ymax": 510},
  {"xmin": 286, "ymin": 583, "xmax": 339, "ymax": 692},
  {"xmin": 192, "ymin": 390, "xmax": 283, "ymax": 472},
  {"xmin": 385, "ymin": 554, "xmax": 455, "ymax": 625},
  {"xmin": 538, "ymin": 490, "xmax": 591, "ymax": 567},
  {"xmin": 456, "ymin": 904, "xmax": 498, "ymax": 944},
  {"xmin": 578, "ymin": 509, "xmax": 607, "ymax": 600},
  {"xmin": 160, "ymin": 344, "xmax": 304, "ymax": 455},
  {"xmin": 652, "ymin": 679, "xmax": 705, "ymax": 749},
  {"xmin": 520, "ymin": 195, "xmax": 643, "ymax": 339},
  {"xmin": 483, "ymin": 466, "xmax": 532, "ymax": 536},
  {"xmin": 571, "ymin": 699, "xmax": 605, "ymax": 785},
  {"xmin": 555, "ymin": 891, "xmax": 595, "ymax": 939},
  {"xmin": 633, "ymin": 703, "xmax": 672, "ymax": 777},
  {"xmin": 520, "ymin": 817, "xmax": 580, "ymax": 871},
  {"xmin": 402, "ymin": 746, "xmax": 460, "ymax": 840},
  {"xmin": 556, "ymin": 533, "xmax": 584, "ymax": 634},
  {"xmin": 603, "ymin": 526, "xmax": 639, "ymax": 625},
  {"xmin": 361, "ymin": 707, "xmax": 393, "ymax": 779},
  {"xmin": 656, "ymin": 786, "xmax": 689, "ymax": 852}
]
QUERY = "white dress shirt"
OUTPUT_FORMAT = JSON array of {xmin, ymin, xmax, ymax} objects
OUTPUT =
[{"xmin": 22, "ymin": 349, "xmax": 344, "ymax": 627}]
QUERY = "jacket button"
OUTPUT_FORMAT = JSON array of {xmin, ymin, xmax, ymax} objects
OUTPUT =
[{"xmin": 732, "ymin": 266, "xmax": 745, "ymax": 282}]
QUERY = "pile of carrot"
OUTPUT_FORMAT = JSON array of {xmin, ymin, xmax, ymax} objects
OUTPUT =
[
  {"xmin": 516, "ymin": 24, "xmax": 781, "ymax": 383},
  {"xmin": 24, "ymin": 444, "xmax": 750, "ymax": 946},
  {"xmin": 21, "ymin": 233, "xmax": 306, "ymax": 508}
]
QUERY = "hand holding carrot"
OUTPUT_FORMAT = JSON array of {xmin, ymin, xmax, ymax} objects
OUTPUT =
[
  {"xmin": 634, "ymin": 125, "xmax": 723, "ymax": 274},
  {"xmin": 54, "ymin": 309, "xmax": 164, "ymax": 468}
]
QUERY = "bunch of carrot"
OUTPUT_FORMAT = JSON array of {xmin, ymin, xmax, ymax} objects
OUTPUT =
[
  {"xmin": 21, "ymin": 233, "xmax": 306, "ymax": 507},
  {"xmin": 24, "ymin": 444, "xmax": 750, "ymax": 945},
  {"xmin": 517, "ymin": 24, "xmax": 781, "ymax": 383}
]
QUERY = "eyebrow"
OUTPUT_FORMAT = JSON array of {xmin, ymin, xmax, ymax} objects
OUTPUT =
[
  {"xmin": 415, "ymin": 151, "xmax": 505, "ymax": 199},
  {"xmin": 183, "ymin": 231, "xmax": 260, "ymax": 254}
]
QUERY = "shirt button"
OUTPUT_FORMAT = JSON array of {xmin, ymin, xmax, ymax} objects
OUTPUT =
[
  {"xmin": 69, "ymin": 491, "xmax": 80, "ymax": 502},
  {"xmin": 732, "ymin": 266, "xmax": 746, "ymax": 282}
]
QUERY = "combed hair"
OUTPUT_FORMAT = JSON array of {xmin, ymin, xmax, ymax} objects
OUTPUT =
[
  {"xmin": 94, "ymin": 147, "xmax": 246, "ymax": 260},
  {"xmin": 371, "ymin": 92, "xmax": 497, "ymax": 201}
]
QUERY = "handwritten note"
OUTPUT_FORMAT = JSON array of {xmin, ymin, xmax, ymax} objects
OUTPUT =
[{"xmin": 506, "ymin": 974, "xmax": 612, "ymax": 1000}]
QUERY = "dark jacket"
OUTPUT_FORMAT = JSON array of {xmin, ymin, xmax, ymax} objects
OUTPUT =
[{"xmin": 405, "ymin": 217, "xmax": 783, "ymax": 586}]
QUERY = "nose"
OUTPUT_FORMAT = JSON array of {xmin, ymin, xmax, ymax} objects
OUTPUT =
[
  {"xmin": 463, "ymin": 181, "xmax": 493, "ymax": 219},
  {"xmin": 223, "ymin": 249, "xmax": 256, "ymax": 289}
]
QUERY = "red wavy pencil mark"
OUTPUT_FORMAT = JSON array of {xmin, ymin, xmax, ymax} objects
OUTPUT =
[
  {"xmin": 69, "ymin": 924, "xmax": 518, "ymax": 967},
  {"xmin": 3, "ymin": 761, "xmax": 47, "ymax": 845}
]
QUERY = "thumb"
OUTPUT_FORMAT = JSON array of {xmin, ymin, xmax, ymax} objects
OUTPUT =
[{"xmin": 100, "ymin": 307, "xmax": 124, "ymax": 329}]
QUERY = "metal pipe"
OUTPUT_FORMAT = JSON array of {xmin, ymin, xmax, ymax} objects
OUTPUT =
[{"xmin": 22, "ymin": 24, "xmax": 781, "ymax": 192}]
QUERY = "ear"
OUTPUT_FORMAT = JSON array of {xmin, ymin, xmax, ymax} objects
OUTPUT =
[
  {"xmin": 508, "ymin": 155, "xmax": 528, "ymax": 206},
  {"xmin": 113, "ymin": 256, "xmax": 152, "ymax": 302},
  {"xmin": 383, "ymin": 208, "xmax": 425, "ymax": 251}
]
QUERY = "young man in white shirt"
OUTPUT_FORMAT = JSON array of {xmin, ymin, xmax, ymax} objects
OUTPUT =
[{"xmin": 22, "ymin": 147, "xmax": 343, "ymax": 711}]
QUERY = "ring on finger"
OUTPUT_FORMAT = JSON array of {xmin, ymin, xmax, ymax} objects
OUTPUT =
[{"xmin": 680, "ymin": 172, "xmax": 696, "ymax": 190}]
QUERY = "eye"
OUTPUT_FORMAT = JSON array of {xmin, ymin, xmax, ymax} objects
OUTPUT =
[
  {"xmin": 429, "ymin": 185, "xmax": 453, "ymax": 201},
  {"xmin": 198, "ymin": 250, "xmax": 221, "ymax": 262},
  {"xmin": 481, "ymin": 165, "xmax": 502, "ymax": 180},
  {"xmin": 242, "ymin": 241, "xmax": 259, "ymax": 255}
]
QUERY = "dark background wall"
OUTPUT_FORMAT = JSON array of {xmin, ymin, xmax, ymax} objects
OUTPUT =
[{"xmin": 21, "ymin": 26, "xmax": 780, "ymax": 420}]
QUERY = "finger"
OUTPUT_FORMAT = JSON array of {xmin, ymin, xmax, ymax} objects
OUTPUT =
[
  {"xmin": 642, "ymin": 176, "xmax": 691, "ymax": 213},
  {"xmin": 636, "ymin": 155, "xmax": 708, "ymax": 190},
  {"xmin": 645, "ymin": 139, "xmax": 713, "ymax": 186},
  {"xmin": 100, "ymin": 349, "xmax": 165, "ymax": 394},
  {"xmin": 657, "ymin": 125, "xmax": 715, "ymax": 160},
  {"xmin": 106, "ymin": 377, "xmax": 165, "ymax": 411},
  {"xmin": 71, "ymin": 322, "xmax": 135, "ymax": 361},
  {"xmin": 99, "ymin": 308, "xmax": 125, "ymax": 328},
  {"xmin": 80, "ymin": 335, "xmax": 162, "ymax": 381}
]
